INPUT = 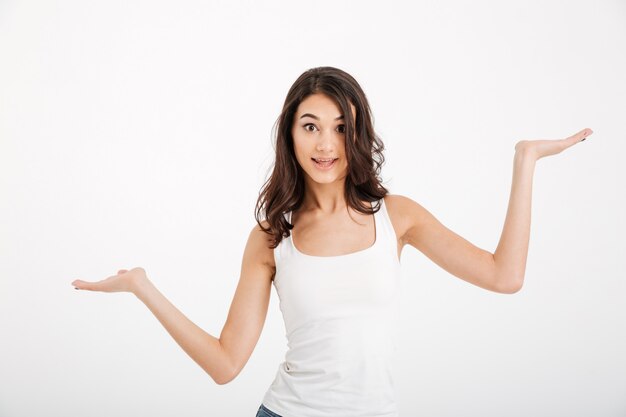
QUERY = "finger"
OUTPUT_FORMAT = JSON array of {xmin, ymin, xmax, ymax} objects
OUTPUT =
[
  {"xmin": 72, "ymin": 279, "xmax": 96, "ymax": 291},
  {"xmin": 561, "ymin": 129, "xmax": 591, "ymax": 148},
  {"xmin": 118, "ymin": 269, "xmax": 128, "ymax": 275},
  {"xmin": 570, "ymin": 128, "xmax": 593, "ymax": 142}
]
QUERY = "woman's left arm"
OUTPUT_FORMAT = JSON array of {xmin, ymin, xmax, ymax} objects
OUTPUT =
[
  {"xmin": 398, "ymin": 128, "xmax": 593, "ymax": 294},
  {"xmin": 494, "ymin": 127, "xmax": 593, "ymax": 292}
]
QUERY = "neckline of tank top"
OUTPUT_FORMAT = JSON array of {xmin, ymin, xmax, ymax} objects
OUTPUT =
[{"xmin": 287, "ymin": 199, "xmax": 384, "ymax": 259}]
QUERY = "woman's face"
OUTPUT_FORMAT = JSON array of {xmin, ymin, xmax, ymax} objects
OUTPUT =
[{"xmin": 291, "ymin": 93, "xmax": 355, "ymax": 186}]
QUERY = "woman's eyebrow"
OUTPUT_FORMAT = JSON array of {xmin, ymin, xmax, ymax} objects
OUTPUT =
[{"xmin": 299, "ymin": 113, "xmax": 344, "ymax": 121}]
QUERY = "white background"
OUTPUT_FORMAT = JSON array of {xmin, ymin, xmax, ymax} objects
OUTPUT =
[{"xmin": 1, "ymin": 0, "xmax": 625, "ymax": 416}]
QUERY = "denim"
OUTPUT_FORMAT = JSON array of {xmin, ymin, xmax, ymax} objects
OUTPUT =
[{"xmin": 255, "ymin": 403, "xmax": 283, "ymax": 417}]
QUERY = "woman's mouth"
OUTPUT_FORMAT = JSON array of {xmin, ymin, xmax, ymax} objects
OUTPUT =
[{"xmin": 312, "ymin": 158, "xmax": 338, "ymax": 170}]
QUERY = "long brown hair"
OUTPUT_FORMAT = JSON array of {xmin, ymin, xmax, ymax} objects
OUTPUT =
[{"xmin": 255, "ymin": 66, "xmax": 389, "ymax": 249}]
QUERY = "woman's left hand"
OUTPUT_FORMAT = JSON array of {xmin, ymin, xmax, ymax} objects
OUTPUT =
[{"xmin": 514, "ymin": 128, "xmax": 593, "ymax": 161}]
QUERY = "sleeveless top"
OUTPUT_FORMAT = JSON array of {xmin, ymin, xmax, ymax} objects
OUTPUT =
[{"xmin": 261, "ymin": 197, "xmax": 403, "ymax": 417}]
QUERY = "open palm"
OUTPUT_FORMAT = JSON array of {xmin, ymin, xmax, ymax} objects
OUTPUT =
[
  {"xmin": 72, "ymin": 267, "xmax": 147, "ymax": 294},
  {"xmin": 515, "ymin": 128, "xmax": 593, "ymax": 161}
]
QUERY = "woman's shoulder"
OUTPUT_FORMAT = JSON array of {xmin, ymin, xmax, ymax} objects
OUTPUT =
[
  {"xmin": 383, "ymin": 193, "xmax": 423, "ymax": 209},
  {"xmin": 382, "ymin": 193, "xmax": 413, "ymax": 213},
  {"xmin": 382, "ymin": 193, "xmax": 420, "ymax": 244},
  {"xmin": 248, "ymin": 219, "xmax": 276, "ymax": 271}
]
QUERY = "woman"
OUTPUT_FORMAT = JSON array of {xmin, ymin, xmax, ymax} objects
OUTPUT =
[{"xmin": 71, "ymin": 66, "xmax": 592, "ymax": 417}]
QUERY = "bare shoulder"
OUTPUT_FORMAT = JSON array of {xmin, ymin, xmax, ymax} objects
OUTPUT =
[
  {"xmin": 247, "ymin": 220, "xmax": 276, "ymax": 272},
  {"xmin": 383, "ymin": 194, "xmax": 429, "ymax": 245}
]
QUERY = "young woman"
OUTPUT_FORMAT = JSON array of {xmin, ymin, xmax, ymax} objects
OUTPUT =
[{"xmin": 72, "ymin": 66, "xmax": 592, "ymax": 417}]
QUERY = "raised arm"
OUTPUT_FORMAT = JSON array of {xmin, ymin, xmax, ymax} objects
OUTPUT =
[
  {"xmin": 389, "ymin": 127, "xmax": 592, "ymax": 294},
  {"xmin": 71, "ymin": 221, "xmax": 276, "ymax": 385},
  {"xmin": 493, "ymin": 127, "xmax": 593, "ymax": 290}
]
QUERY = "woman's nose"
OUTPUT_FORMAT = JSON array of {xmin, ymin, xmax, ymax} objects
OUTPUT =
[{"xmin": 316, "ymin": 128, "xmax": 335, "ymax": 150}]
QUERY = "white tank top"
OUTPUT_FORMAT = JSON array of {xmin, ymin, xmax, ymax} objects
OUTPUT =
[{"xmin": 261, "ymin": 197, "xmax": 402, "ymax": 417}]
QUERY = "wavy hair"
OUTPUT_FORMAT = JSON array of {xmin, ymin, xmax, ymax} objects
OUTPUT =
[{"xmin": 255, "ymin": 66, "xmax": 389, "ymax": 249}]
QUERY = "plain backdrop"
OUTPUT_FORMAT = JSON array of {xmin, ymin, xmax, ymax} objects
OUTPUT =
[{"xmin": 1, "ymin": 0, "xmax": 625, "ymax": 416}]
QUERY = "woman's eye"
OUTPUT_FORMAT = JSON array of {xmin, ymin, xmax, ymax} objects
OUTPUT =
[{"xmin": 303, "ymin": 123, "xmax": 345, "ymax": 133}]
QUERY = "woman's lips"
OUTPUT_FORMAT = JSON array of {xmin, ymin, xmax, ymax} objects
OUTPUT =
[{"xmin": 312, "ymin": 158, "xmax": 337, "ymax": 170}]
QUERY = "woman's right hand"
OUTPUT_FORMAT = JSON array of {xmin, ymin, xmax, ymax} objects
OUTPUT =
[{"xmin": 72, "ymin": 267, "xmax": 148, "ymax": 295}]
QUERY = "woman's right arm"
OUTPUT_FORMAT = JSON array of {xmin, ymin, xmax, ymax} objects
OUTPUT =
[{"xmin": 72, "ymin": 222, "xmax": 276, "ymax": 385}]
